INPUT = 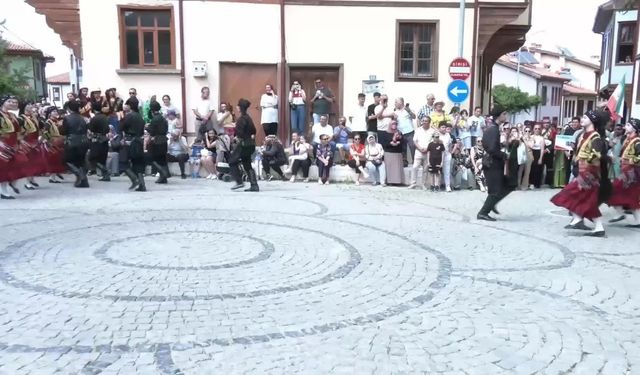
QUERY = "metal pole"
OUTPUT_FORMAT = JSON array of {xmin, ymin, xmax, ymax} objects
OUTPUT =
[
  {"xmin": 458, "ymin": 0, "xmax": 465, "ymax": 57},
  {"xmin": 516, "ymin": 49, "xmax": 521, "ymax": 89}
]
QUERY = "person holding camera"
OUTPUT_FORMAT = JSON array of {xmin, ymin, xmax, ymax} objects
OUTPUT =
[
  {"xmin": 289, "ymin": 81, "xmax": 306, "ymax": 136},
  {"xmin": 311, "ymin": 78, "xmax": 334, "ymax": 124},
  {"xmin": 260, "ymin": 84, "xmax": 279, "ymax": 137}
]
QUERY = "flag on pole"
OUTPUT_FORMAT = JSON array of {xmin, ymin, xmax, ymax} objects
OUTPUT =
[{"xmin": 607, "ymin": 74, "xmax": 625, "ymax": 121}]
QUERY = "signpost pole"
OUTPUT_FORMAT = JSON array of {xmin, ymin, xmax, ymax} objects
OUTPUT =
[{"xmin": 458, "ymin": 0, "xmax": 465, "ymax": 57}]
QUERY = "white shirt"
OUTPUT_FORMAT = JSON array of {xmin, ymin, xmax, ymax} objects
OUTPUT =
[
  {"xmin": 395, "ymin": 108, "xmax": 414, "ymax": 135},
  {"xmin": 440, "ymin": 132, "xmax": 453, "ymax": 154},
  {"xmin": 311, "ymin": 123, "xmax": 334, "ymax": 144},
  {"xmin": 413, "ymin": 126, "xmax": 434, "ymax": 150},
  {"xmin": 350, "ymin": 105, "xmax": 367, "ymax": 132},
  {"xmin": 375, "ymin": 104, "xmax": 394, "ymax": 132},
  {"xmin": 468, "ymin": 115, "xmax": 485, "ymax": 137},
  {"xmin": 260, "ymin": 94, "xmax": 278, "ymax": 124},
  {"xmin": 193, "ymin": 99, "xmax": 214, "ymax": 120}
]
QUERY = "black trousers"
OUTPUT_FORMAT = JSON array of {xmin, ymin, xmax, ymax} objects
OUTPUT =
[
  {"xmin": 126, "ymin": 139, "xmax": 146, "ymax": 174},
  {"xmin": 543, "ymin": 150, "xmax": 554, "ymax": 186},
  {"xmin": 64, "ymin": 142, "xmax": 89, "ymax": 168},
  {"xmin": 89, "ymin": 141, "xmax": 108, "ymax": 166},
  {"xmin": 229, "ymin": 143, "xmax": 255, "ymax": 184},
  {"xmin": 291, "ymin": 158, "xmax": 311, "ymax": 178},
  {"xmin": 150, "ymin": 143, "xmax": 168, "ymax": 167},
  {"xmin": 530, "ymin": 149, "xmax": 544, "ymax": 188},
  {"xmin": 262, "ymin": 159, "xmax": 284, "ymax": 177},
  {"xmin": 479, "ymin": 162, "xmax": 512, "ymax": 215},
  {"xmin": 262, "ymin": 122, "xmax": 278, "ymax": 137},
  {"xmin": 167, "ymin": 153, "xmax": 189, "ymax": 175}
]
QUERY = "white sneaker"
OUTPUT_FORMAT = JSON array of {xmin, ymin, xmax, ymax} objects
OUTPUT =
[
  {"xmin": 446, "ymin": 186, "xmax": 452, "ymax": 192},
  {"xmin": 408, "ymin": 184, "xmax": 416, "ymax": 189},
  {"xmin": 318, "ymin": 179, "xmax": 323, "ymax": 184},
  {"xmin": 355, "ymin": 180, "xmax": 360, "ymax": 186},
  {"xmin": 325, "ymin": 180, "xmax": 330, "ymax": 185},
  {"xmin": 361, "ymin": 170, "xmax": 370, "ymax": 179},
  {"xmin": 289, "ymin": 176, "xmax": 295, "ymax": 183},
  {"xmin": 303, "ymin": 178, "xmax": 309, "ymax": 183},
  {"xmin": 381, "ymin": 183, "xmax": 387, "ymax": 187},
  {"xmin": 206, "ymin": 174, "xmax": 213, "ymax": 180}
]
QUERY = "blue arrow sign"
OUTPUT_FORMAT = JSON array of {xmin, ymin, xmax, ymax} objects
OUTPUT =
[{"xmin": 447, "ymin": 80, "xmax": 470, "ymax": 103}]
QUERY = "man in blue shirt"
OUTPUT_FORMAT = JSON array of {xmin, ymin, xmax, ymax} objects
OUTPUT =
[{"xmin": 333, "ymin": 116, "xmax": 352, "ymax": 164}]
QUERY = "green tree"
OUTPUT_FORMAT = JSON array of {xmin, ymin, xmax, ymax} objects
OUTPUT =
[
  {"xmin": 0, "ymin": 32, "xmax": 36, "ymax": 100},
  {"xmin": 492, "ymin": 84, "xmax": 542, "ymax": 115}
]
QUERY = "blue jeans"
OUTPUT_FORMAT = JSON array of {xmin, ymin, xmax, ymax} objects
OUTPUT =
[{"xmin": 291, "ymin": 104, "xmax": 306, "ymax": 135}]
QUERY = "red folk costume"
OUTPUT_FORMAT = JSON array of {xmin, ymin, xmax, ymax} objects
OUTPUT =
[
  {"xmin": 608, "ymin": 126, "xmax": 640, "ymax": 210},
  {"xmin": 19, "ymin": 113, "xmax": 47, "ymax": 177},
  {"xmin": 551, "ymin": 130, "xmax": 605, "ymax": 219},
  {"xmin": 42, "ymin": 116, "xmax": 66, "ymax": 174},
  {"xmin": 0, "ymin": 109, "xmax": 29, "ymax": 182}
]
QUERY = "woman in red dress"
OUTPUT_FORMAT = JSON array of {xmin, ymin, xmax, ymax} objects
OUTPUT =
[
  {"xmin": 608, "ymin": 118, "xmax": 640, "ymax": 227},
  {"xmin": 42, "ymin": 107, "xmax": 66, "ymax": 183},
  {"xmin": 0, "ymin": 95, "xmax": 28, "ymax": 199},
  {"xmin": 19, "ymin": 103, "xmax": 47, "ymax": 190},
  {"xmin": 551, "ymin": 109, "xmax": 611, "ymax": 237}
]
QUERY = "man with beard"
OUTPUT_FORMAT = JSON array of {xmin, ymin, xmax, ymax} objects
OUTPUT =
[
  {"xmin": 121, "ymin": 97, "xmax": 146, "ymax": 191},
  {"xmin": 88, "ymin": 102, "xmax": 111, "ymax": 181},
  {"xmin": 60, "ymin": 100, "xmax": 90, "ymax": 188},
  {"xmin": 477, "ymin": 105, "xmax": 513, "ymax": 221},
  {"xmin": 147, "ymin": 101, "xmax": 169, "ymax": 184}
]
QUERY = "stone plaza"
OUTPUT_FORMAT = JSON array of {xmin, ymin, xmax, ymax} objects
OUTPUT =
[{"xmin": 0, "ymin": 178, "xmax": 639, "ymax": 374}]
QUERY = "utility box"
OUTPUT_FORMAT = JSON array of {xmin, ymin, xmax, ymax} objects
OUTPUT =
[{"xmin": 193, "ymin": 61, "xmax": 208, "ymax": 78}]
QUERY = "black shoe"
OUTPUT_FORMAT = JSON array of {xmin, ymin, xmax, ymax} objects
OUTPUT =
[
  {"xmin": 266, "ymin": 174, "xmax": 273, "ymax": 181},
  {"xmin": 564, "ymin": 221, "xmax": 591, "ymax": 231},
  {"xmin": 624, "ymin": 210, "xmax": 633, "ymax": 215},
  {"xmin": 245, "ymin": 185, "xmax": 259, "ymax": 192},
  {"xmin": 135, "ymin": 173, "xmax": 146, "ymax": 192},
  {"xmin": 96, "ymin": 163, "xmax": 111, "ymax": 181},
  {"xmin": 584, "ymin": 231, "xmax": 606, "ymax": 238},
  {"xmin": 625, "ymin": 224, "xmax": 640, "ymax": 228},
  {"xmin": 0, "ymin": 194, "xmax": 15, "ymax": 200},
  {"xmin": 49, "ymin": 179, "xmax": 61, "ymax": 184},
  {"xmin": 30, "ymin": 181, "xmax": 39, "ymax": 187},
  {"xmin": 76, "ymin": 179, "xmax": 90, "ymax": 188},
  {"xmin": 609, "ymin": 215, "xmax": 626, "ymax": 223},
  {"xmin": 231, "ymin": 183, "xmax": 245, "ymax": 190},
  {"xmin": 155, "ymin": 176, "xmax": 168, "ymax": 184},
  {"xmin": 56, "ymin": 174, "xmax": 64, "ymax": 180},
  {"xmin": 477, "ymin": 213, "xmax": 496, "ymax": 221},
  {"xmin": 87, "ymin": 170, "xmax": 96, "ymax": 176},
  {"xmin": 124, "ymin": 169, "xmax": 139, "ymax": 190},
  {"xmin": 98, "ymin": 175, "xmax": 111, "ymax": 182},
  {"xmin": 9, "ymin": 183, "xmax": 20, "ymax": 194},
  {"xmin": 181, "ymin": 174, "xmax": 187, "ymax": 179},
  {"xmin": 492, "ymin": 207, "xmax": 501, "ymax": 215}
]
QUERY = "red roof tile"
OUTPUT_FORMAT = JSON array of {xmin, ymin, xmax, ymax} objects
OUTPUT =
[
  {"xmin": 5, "ymin": 41, "xmax": 41, "ymax": 53},
  {"xmin": 47, "ymin": 72, "xmax": 71, "ymax": 84},
  {"xmin": 563, "ymin": 84, "xmax": 597, "ymax": 96}
]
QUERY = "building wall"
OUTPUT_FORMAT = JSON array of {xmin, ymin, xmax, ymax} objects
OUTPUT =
[
  {"xmin": 47, "ymin": 83, "xmax": 73, "ymax": 108},
  {"xmin": 285, "ymin": 4, "xmax": 475, "ymax": 119},
  {"xmin": 633, "ymin": 57, "xmax": 640, "ymax": 118},
  {"xmin": 606, "ymin": 10, "xmax": 637, "ymax": 86},
  {"xmin": 491, "ymin": 63, "xmax": 538, "ymax": 124},
  {"xmin": 537, "ymin": 80, "xmax": 563, "ymax": 122}
]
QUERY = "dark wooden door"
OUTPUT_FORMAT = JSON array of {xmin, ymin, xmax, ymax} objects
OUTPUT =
[
  {"xmin": 289, "ymin": 67, "xmax": 341, "ymax": 127},
  {"xmin": 219, "ymin": 63, "xmax": 277, "ymax": 145}
]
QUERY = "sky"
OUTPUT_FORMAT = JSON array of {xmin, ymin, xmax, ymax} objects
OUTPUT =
[{"xmin": 2, "ymin": 0, "xmax": 607, "ymax": 79}]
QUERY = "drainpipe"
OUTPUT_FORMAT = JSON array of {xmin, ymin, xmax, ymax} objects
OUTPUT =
[
  {"xmin": 458, "ymin": 0, "xmax": 465, "ymax": 57},
  {"xmin": 279, "ymin": 0, "xmax": 287, "ymax": 142},
  {"xmin": 178, "ymin": 0, "xmax": 188, "ymax": 134}
]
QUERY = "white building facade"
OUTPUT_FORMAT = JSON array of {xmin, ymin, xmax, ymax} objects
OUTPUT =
[
  {"xmin": 492, "ymin": 58, "xmax": 568, "ymax": 125},
  {"xmin": 30, "ymin": 0, "xmax": 532, "ymax": 142},
  {"xmin": 593, "ymin": 1, "xmax": 638, "ymax": 121}
]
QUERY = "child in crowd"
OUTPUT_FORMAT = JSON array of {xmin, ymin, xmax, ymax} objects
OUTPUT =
[{"xmin": 427, "ymin": 133, "xmax": 445, "ymax": 191}]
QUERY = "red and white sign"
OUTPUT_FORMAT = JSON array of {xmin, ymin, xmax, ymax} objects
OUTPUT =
[{"xmin": 449, "ymin": 58, "xmax": 471, "ymax": 80}]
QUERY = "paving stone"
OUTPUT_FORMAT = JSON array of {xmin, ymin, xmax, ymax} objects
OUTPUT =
[{"xmin": 0, "ymin": 177, "xmax": 638, "ymax": 373}]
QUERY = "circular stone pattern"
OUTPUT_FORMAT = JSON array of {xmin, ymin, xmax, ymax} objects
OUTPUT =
[
  {"xmin": 0, "ymin": 209, "xmax": 447, "ymax": 350},
  {"xmin": 331, "ymin": 213, "xmax": 572, "ymax": 272},
  {"xmin": 95, "ymin": 231, "xmax": 274, "ymax": 270}
]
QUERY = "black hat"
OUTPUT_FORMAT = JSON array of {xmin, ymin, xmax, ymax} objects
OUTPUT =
[
  {"xmin": 490, "ymin": 105, "xmax": 507, "ymax": 118},
  {"xmin": 44, "ymin": 106, "xmax": 59, "ymax": 118},
  {"xmin": 629, "ymin": 118, "xmax": 640, "ymax": 132},
  {"xmin": 585, "ymin": 109, "xmax": 609, "ymax": 131},
  {"xmin": 0, "ymin": 95, "xmax": 16, "ymax": 106}
]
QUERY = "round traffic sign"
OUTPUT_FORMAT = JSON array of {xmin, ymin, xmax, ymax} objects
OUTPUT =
[{"xmin": 449, "ymin": 57, "xmax": 471, "ymax": 80}]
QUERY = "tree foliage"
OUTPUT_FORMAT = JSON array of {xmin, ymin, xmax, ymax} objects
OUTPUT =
[
  {"xmin": 0, "ymin": 34, "xmax": 36, "ymax": 100},
  {"xmin": 492, "ymin": 84, "xmax": 542, "ymax": 115}
]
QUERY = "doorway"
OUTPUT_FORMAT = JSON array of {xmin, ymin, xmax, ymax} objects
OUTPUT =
[
  {"xmin": 288, "ymin": 65, "xmax": 343, "ymax": 136},
  {"xmin": 219, "ymin": 63, "xmax": 277, "ymax": 145}
]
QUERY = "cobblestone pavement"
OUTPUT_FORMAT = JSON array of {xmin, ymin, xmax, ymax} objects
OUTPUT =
[{"xmin": 1, "ymin": 176, "xmax": 639, "ymax": 374}]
